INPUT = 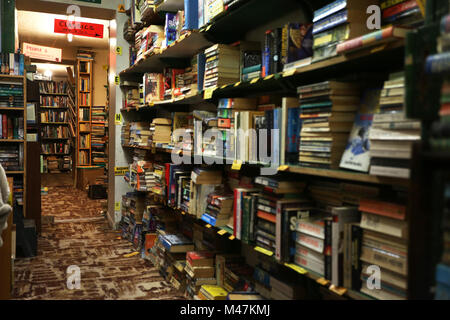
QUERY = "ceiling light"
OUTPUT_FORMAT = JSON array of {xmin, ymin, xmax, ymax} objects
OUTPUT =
[
  {"xmin": 67, "ymin": 33, "xmax": 73, "ymax": 42},
  {"xmin": 44, "ymin": 70, "xmax": 53, "ymax": 78}
]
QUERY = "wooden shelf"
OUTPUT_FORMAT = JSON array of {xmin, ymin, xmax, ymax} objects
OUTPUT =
[
  {"xmin": 42, "ymin": 153, "xmax": 70, "ymax": 156},
  {"xmin": 155, "ymin": 0, "xmax": 184, "ymax": 12},
  {"xmin": 0, "ymin": 139, "xmax": 25, "ymax": 142},
  {"xmin": 41, "ymin": 122, "xmax": 69, "ymax": 125},
  {"xmin": 41, "ymin": 137, "xmax": 69, "ymax": 140},
  {"xmin": 5, "ymin": 171, "xmax": 24, "ymax": 174},
  {"xmin": 39, "ymin": 92, "xmax": 68, "ymax": 96},
  {"xmin": 0, "ymin": 107, "xmax": 24, "ymax": 111},
  {"xmin": 40, "ymin": 106, "xmax": 68, "ymax": 109}
]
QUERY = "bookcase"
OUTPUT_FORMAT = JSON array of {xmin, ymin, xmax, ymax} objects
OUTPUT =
[
  {"xmin": 0, "ymin": 74, "xmax": 27, "ymax": 220},
  {"xmin": 38, "ymin": 80, "xmax": 72, "ymax": 173},
  {"xmin": 77, "ymin": 57, "xmax": 93, "ymax": 167},
  {"xmin": 113, "ymin": 0, "xmax": 447, "ymax": 301}
]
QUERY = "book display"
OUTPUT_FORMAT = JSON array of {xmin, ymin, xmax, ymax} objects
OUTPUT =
[{"xmin": 77, "ymin": 53, "xmax": 93, "ymax": 166}]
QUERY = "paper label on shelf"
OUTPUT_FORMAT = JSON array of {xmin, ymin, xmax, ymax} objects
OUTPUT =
[
  {"xmin": 233, "ymin": 82, "xmax": 241, "ymax": 87},
  {"xmin": 254, "ymin": 246, "xmax": 274, "ymax": 256},
  {"xmin": 114, "ymin": 166, "xmax": 128, "ymax": 176},
  {"xmin": 114, "ymin": 202, "xmax": 121, "ymax": 211},
  {"xmin": 114, "ymin": 75, "xmax": 120, "ymax": 85},
  {"xmin": 231, "ymin": 160, "xmax": 243, "ymax": 171},
  {"xmin": 371, "ymin": 44, "xmax": 387, "ymax": 54},
  {"xmin": 205, "ymin": 25, "xmax": 212, "ymax": 31},
  {"xmin": 278, "ymin": 165, "xmax": 289, "ymax": 171},
  {"xmin": 264, "ymin": 74, "xmax": 275, "ymax": 80},
  {"xmin": 205, "ymin": 224, "xmax": 212, "ymax": 228},
  {"xmin": 203, "ymin": 88, "xmax": 214, "ymax": 99},
  {"xmin": 329, "ymin": 285, "xmax": 347, "ymax": 296},
  {"xmin": 181, "ymin": 211, "xmax": 186, "ymax": 215},
  {"xmin": 115, "ymin": 113, "xmax": 122, "ymax": 125},
  {"xmin": 316, "ymin": 278, "xmax": 330, "ymax": 286},
  {"xmin": 284, "ymin": 263, "xmax": 308, "ymax": 274},
  {"xmin": 116, "ymin": 46, "xmax": 122, "ymax": 55},
  {"xmin": 282, "ymin": 69, "xmax": 296, "ymax": 77},
  {"xmin": 218, "ymin": 229, "xmax": 227, "ymax": 235},
  {"xmin": 228, "ymin": 235, "xmax": 235, "ymax": 240},
  {"xmin": 250, "ymin": 78, "xmax": 259, "ymax": 84}
]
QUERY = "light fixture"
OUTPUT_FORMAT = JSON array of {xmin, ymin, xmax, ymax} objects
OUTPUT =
[
  {"xmin": 44, "ymin": 69, "xmax": 53, "ymax": 78},
  {"xmin": 67, "ymin": 33, "xmax": 73, "ymax": 42}
]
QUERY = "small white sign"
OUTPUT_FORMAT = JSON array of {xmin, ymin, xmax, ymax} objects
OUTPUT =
[{"xmin": 23, "ymin": 42, "xmax": 62, "ymax": 62}]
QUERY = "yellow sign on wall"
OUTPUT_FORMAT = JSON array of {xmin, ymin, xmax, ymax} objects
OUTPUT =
[
  {"xmin": 114, "ymin": 202, "xmax": 121, "ymax": 211},
  {"xmin": 116, "ymin": 46, "xmax": 122, "ymax": 55},
  {"xmin": 114, "ymin": 166, "xmax": 128, "ymax": 176},
  {"xmin": 115, "ymin": 113, "xmax": 122, "ymax": 125}
]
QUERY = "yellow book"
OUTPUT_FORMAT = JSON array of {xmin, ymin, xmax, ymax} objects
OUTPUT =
[{"xmin": 200, "ymin": 285, "xmax": 228, "ymax": 300}]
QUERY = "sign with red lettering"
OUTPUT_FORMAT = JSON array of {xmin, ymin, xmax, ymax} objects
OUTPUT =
[
  {"xmin": 23, "ymin": 43, "xmax": 62, "ymax": 62},
  {"xmin": 54, "ymin": 19, "xmax": 104, "ymax": 39}
]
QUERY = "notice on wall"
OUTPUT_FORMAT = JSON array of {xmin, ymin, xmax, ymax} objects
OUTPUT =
[
  {"xmin": 114, "ymin": 166, "xmax": 128, "ymax": 176},
  {"xmin": 22, "ymin": 42, "xmax": 62, "ymax": 62},
  {"xmin": 54, "ymin": 19, "xmax": 104, "ymax": 39},
  {"xmin": 115, "ymin": 113, "xmax": 122, "ymax": 125}
]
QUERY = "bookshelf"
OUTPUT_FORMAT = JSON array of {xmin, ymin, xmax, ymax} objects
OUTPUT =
[
  {"xmin": 114, "ymin": 0, "xmax": 445, "ymax": 301},
  {"xmin": 0, "ymin": 74, "xmax": 27, "ymax": 223},
  {"xmin": 77, "ymin": 57, "xmax": 93, "ymax": 167},
  {"xmin": 38, "ymin": 80, "xmax": 72, "ymax": 174}
]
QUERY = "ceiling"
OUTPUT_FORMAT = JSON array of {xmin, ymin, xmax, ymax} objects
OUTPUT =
[{"xmin": 18, "ymin": 10, "xmax": 110, "ymax": 52}]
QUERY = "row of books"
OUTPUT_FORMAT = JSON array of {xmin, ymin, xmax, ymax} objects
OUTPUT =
[
  {"xmin": 39, "ymin": 81, "xmax": 69, "ymax": 94},
  {"xmin": 0, "ymin": 52, "xmax": 25, "ymax": 76},
  {"xmin": 42, "ymin": 155, "xmax": 71, "ymax": 173},
  {"xmin": 91, "ymin": 106, "xmax": 108, "ymax": 168},
  {"xmin": 0, "ymin": 115, "xmax": 24, "ymax": 139},
  {"xmin": 79, "ymin": 77, "xmax": 90, "ymax": 92},
  {"xmin": 0, "ymin": 144, "xmax": 23, "ymax": 171},
  {"xmin": 41, "ymin": 126, "xmax": 69, "ymax": 139},
  {"xmin": 40, "ymin": 110, "xmax": 68, "ymax": 123},
  {"xmin": 79, "ymin": 93, "xmax": 90, "ymax": 106},
  {"xmin": 40, "ymin": 96, "xmax": 69, "ymax": 108},
  {"xmin": 78, "ymin": 150, "xmax": 90, "ymax": 165},
  {"xmin": 41, "ymin": 142, "xmax": 70, "ymax": 155}
]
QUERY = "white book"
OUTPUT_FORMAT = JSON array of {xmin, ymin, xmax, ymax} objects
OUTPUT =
[
  {"xmin": 369, "ymin": 165, "xmax": 410, "ymax": 179},
  {"xmin": 360, "ymin": 212, "xmax": 408, "ymax": 239}
]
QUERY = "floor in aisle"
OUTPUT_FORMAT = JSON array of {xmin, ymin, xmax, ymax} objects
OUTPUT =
[{"xmin": 12, "ymin": 186, "xmax": 185, "ymax": 300}]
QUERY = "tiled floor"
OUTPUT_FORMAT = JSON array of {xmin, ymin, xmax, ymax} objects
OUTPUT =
[{"xmin": 12, "ymin": 186, "xmax": 184, "ymax": 300}]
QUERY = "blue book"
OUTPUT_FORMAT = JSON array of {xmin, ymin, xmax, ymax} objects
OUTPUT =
[
  {"xmin": 272, "ymin": 108, "xmax": 281, "ymax": 167},
  {"xmin": 313, "ymin": 9, "xmax": 348, "ymax": 35},
  {"xmin": 198, "ymin": 0, "xmax": 205, "ymax": 28},
  {"xmin": 286, "ymin": 107, "xmax": 300, "ymax": 154},
  {"xmin": 185, "ymin": 0, "xmax": 199, "ymax": 30},
  {"xmin": 197, "ymin": 52, "xmax": 206, "ymax": 91},
  {"xmin": 201, "ymin": 213, "xmax": 217, "ymax": 225},
  {"xmin": 425, "ymin": 52, "xmax": 450, "ymax": 74},
  {"xmin": 242, "ymin": 64, "xmax": 261, "ymax": 74}
]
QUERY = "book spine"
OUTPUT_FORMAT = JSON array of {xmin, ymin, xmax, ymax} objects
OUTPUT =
[
  {"xmin": 382, "ymin": 0, "xmax": 418, "ymax": 19},
  {"xmin": 324, "ymin": 219, "xmax": 332, "ymax": 281},
  {"xmin": 242, "ymin": 64, "xmax": 262, "ymax": 74},
  {"xmin": 313, "ymin": 0, "xmax": 347, "ymax": 23},
  {"xmin": 313, "ymin": 9, "xmax": 348, "ymax": 35},
  {"xmin": 337, "ymin": 27, "xmax": 394, "ymax": 53},
  {"xmin": 425, "ymin": 52, "xmax": 450, "ymax": 74},
  {"xmin": 185, "ymin": 0, "xmax": 199, "ymax": 30},
  {"xmin": 249, "ymin": 194, "xmax": 257, "ymax": 242},
  {"xmin": 351, "ymin": 224, "xmax": 362, "ymax": 290},
  {"xmin": 381, "ymin": 0, "xmax": 409, "ymax": 10},
  {"xmin": 441, "ymin": 14, "xmax": 450, "ymax": 34},
  {"xmin": 275, "ymin": 202, "xmax": 282, "ymax": 261}
]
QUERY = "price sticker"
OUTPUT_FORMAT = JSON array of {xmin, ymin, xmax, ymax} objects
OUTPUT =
[
  {"xmin": 205, "ymin": 25, "xmax": 212, "ymax": 32},
  {"xmin": 234, "ymin": 82, "xmax": 241, "ymax": 87},
  {"xmin": 220, "ymin": 84, "xmax": 228, "ymax": 89},
  {"xmin": 250, "ymin": 78, "xmax": 259, "ymax": 84},
  {"xmin": 217, "ymin": 229, "xmax": 227, "ymax": 235},
  {"xmin": 228, "ymin": 235, "xmax": 235, "ymax": 240},
  {"xmin": 205, "ymin": 224, "xmax": 212, "ymax": 228},
  {"xmin": 278, "ymin": 165, "xmax": 289, "ymax": 171},
  {"xmin": 264, "ymin": 74, "xmax": 275, "ymax": 80},
  {"xmin": 231, "ymin": 160, "xmax": 243, "ymax": 171}
]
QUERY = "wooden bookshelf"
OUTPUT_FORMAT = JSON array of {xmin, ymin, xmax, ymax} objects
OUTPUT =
[
  {"xmin": 77, "ymin": 57, "xmax": 93, "ymax": 167},
  {"xmin": 38, "ymin": 80, "xmax": 72, "ymax": 173},
  {"xmin": 0, "ymin": 74, "xmax": 27, "ymax": 222}
]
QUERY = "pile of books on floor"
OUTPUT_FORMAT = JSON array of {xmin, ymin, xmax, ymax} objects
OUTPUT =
[
  {"xmin": 298, "ymin": 81, "xmax": 360, "ymax": 169},
  {"xmin": 185, "ymin": 251, "xmax": 216, "ymax": 299},
  {"xmin": 203, "ymin": 44, "xmax": 240, "ymax": 90},
  {"xmin": 369, "ymin": 73, "xmax": 421, "ymax": 178},
  {"xmin": 359, "ymin": 196, "xmax": 408, "ymax": 300}
]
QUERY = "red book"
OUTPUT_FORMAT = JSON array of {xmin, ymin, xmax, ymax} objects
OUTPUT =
[
  {"xmin": 2, "ymin": 115, "xmax": 7, "ymax": 138},
  {"xmin": 7, "ymin": 117, "xmax": 13, "ymax": 139},
  {"xmin": 257, "ymin": 210, "xmax": 276, "ymax": 223},
  {"xmin": 359, "ymin": 198, "xmax": 406, "ymax": 220},
  {"xmin": 186, "ymin": 251, "xmax": 214, "ymax": 267},
  {"xmin": 382, "ymin": 0, "xmax": 418, "ymax": 19}
]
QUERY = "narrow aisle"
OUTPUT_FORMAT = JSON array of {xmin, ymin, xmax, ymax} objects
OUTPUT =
[{"xmin": 13, "ymin": 186, "xmax": 184, "ymax": 300}]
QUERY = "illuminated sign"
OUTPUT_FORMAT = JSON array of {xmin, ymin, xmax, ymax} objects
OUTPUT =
[
  {"xmin": 54, "ymin": 19, "xmax": 104, "ymax": 39},
  {"xmin": 22, "ymin": 43, "xmax": 62, "ymax": 62}
]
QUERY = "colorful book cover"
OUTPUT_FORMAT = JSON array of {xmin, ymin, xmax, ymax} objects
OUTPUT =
[{"xmin": 340, "ymin": 88, "xmax": 381, "ymax": 172}]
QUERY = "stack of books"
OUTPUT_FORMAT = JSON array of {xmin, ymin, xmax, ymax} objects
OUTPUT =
[
  {"xmin": 143, "ymin": 73, "xmax": 164, "ymax": 104},
  {"xmin": 130, "ymin": 160, "xmax": 154, "ymax": 192},
  {"xmin": 381, "ymin": 0, "xmax": 424, "ymax": 28},
  {"xmin": 0, "ymin": 115, "xmax": 24, "ymax": 139},
  {"xmin": 0, "ymin": 81, "xmax": 24, "ymax": 108},
  {"xmin": 189, "ymin": 169, "xmax": 222, "ymax": 219},
  {"xmin": 121, "ymin": 122, "xmax": 131, "ymax": 145},
  {"xmin": 129, "ymin": 122, "xmax": 152, "ymax": 147},
  {"xmin": 270, "ymin": 275, "xmax": 305, "ymax": 300},
  {"xmin": 431, "ymin": 78, "xmax": 450, "ymax": 150},
  {"xmin": 184, "ymin": 251, "xmax": 216, "ymax": 299},
  {"xmin": 152, "ymin": 163, "xmax": 166, "ymax": 196},
  {"xmin": 359, "ymin": 197, "xmax": 408, "ymax": 300},
  {"xmin": 151, "ymin": 118, "xmax": 172, "ymax": 145},
  {"xmin": 297, "ymin": 81, "xmax": 360, "ymax": 169},
  {"xmin": 0, "ymin": 145, "xmax": 21, "ymax": 171},
  {"xmin": 369, "ymin": 73, "xmax": 421, "ymax": 178},
  {"xmin": 123, "ymin": 87, "xmax": 140, "ymax": 108},
  {"xmin": 201, "ymin": 192, "xmax": 234, "ymax": 227},
  {"xmin": 159, "ymin": 233, "xmax": 195, "ymax": 253},
  {"xmin": 203, "ymin": 44, "xmax": 240, "ymax": 90},
  {"xmin": 311, "ymin": 0, "xmax": 375, "ymax": 62},
  {"xmin": 223, "ymin": 262, "xmax": 254, "ymax": 293},
  {"xmin": 0, "ymin": 52, "xmax": 25, "ymax": 76},
  {"xmin": 91, "ymin": 106, "xmax": 107, "ymax": 167}
]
